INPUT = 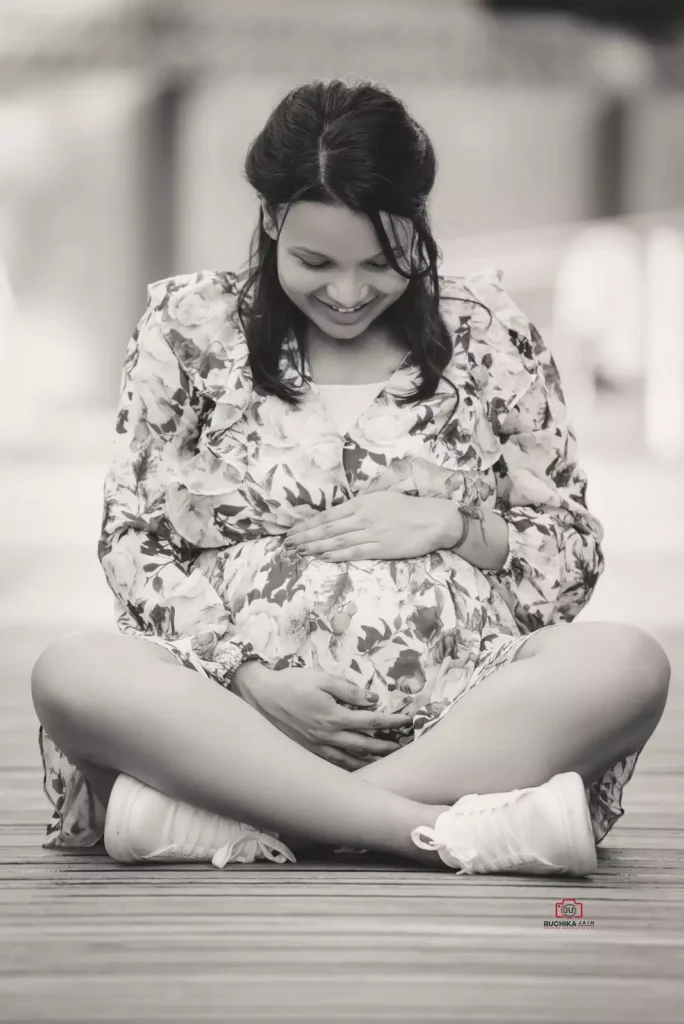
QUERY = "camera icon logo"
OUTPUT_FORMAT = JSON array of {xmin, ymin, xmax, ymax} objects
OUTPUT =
[{"xmin": 555, "ymin": 898, "xmax": 584, "ymax": 919}]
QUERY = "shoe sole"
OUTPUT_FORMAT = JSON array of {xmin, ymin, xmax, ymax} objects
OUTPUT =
[
  {"xmin": 103, "ymin": 774, "xmax": 147, "ymax": 864},
  {"xmin": 548, "ymin": 772, "xmax": 598, "ymax": 876}
]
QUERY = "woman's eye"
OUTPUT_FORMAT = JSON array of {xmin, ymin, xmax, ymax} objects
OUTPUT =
[
  {"xmin": 299, "ymin": 259, "xmax": 329, "ymax": 270},
  {"xmin": 297, "ymin": 258, "xmax": 389, "ymax": 271}
]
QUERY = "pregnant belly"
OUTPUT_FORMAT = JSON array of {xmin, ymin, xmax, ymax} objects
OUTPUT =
[{"xmin": 200, "ymin": 537, "xmax": 494, "ymax": 717}]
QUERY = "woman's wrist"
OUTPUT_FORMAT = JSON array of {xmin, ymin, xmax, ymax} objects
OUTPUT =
[
  {"xmin": 436, "ymin": 500, "xmax": 509, "ymax": 571},
  {"xmin": 215, "ymin": 635, "xmax": 269, "ymax": 690},
  {"xmin": 434, "ymin": 500, "xmax": 474, "ymax": 549},
  {"xmin": 230, "ymin": 658, "xmax": 273, "ymax": 706}
]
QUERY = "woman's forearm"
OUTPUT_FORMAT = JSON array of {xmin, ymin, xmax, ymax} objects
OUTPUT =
[{"xmin": 433, "ymin": 501, "xmax": 510, "ymax": 572}]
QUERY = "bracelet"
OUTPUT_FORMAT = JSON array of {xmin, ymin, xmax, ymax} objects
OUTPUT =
[{"xmin": 451, "ymin": 502, "xmax": 487, "ymax": 551}]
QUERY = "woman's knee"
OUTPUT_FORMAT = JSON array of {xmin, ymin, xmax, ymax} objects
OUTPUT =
[
  {"xmin": 555, "ymin": 621, "xmax": 669, "ymax": 719},
  {"xmin": 521, "ymin": 620, "xmax": 670, "ymax": 721},
  {"xmin": 612, "ymin": 623, "xmax": 671, "ymax": 722},
  {"xmin": 585, "ymin": 622, "xmax": 669, "ymax": 717},
  {"xmin": 31, "ymin": 630, "xmax": 174, "ymax": 724},
  {"xmin": 32, "ymin": 632, "xmax": 89, "ymax": 718}
]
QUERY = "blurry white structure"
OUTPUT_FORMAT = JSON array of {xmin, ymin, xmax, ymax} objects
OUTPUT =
[
  {"xmin": 0, "ymin": 201, "xmax": 15, "ymax": 347},
  {"xmin": 554, "ymin": 224, "xmax": 644, "ymax": 383},
  {"xmin": 551, "ymin": 223, "xmax": 644, "ymax": 443},
  {"xmin": 643, "ymin": 226, "xmax": 684, "ymax": 463},
  {"xmin": 0, "ymin": 91, "xmax": 96, "ymax": 446},
  {"xmin": 0, "ymin": 256, "xmax": 15, "ymax": 366},
  {"xmin": 589, "ymin": 30, "xmax": 654, "ymax": 96}
]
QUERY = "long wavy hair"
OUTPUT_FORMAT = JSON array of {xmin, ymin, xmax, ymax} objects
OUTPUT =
[{"xmin": 234, "ymin": 78, "xmax": 486, "ymax": 435}]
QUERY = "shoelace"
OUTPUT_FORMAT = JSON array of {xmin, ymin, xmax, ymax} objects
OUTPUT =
[
  {"xmin": 412, "ymin": 790, "xmax": 560, "ymax": 875},
  {"xmin": 411, "ymin": 825, "xmax": 479, "ymax": 875},
  {"xmin": 212, "ymin": 831, "xmax": 297, "ymax": 869},
  {"xmin": 143, "ymin": 801, "xmax": 297, "ymax": 868}
]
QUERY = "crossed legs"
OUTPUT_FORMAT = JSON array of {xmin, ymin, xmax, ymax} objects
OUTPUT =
[{"xmin": 31, "ymin": 621, "xmax": 670, "ymax": 862}]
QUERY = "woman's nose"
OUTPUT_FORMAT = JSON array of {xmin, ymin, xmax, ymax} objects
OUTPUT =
[{"xmin": 326, "ymin": 277, "xmax": 371, "ymax": 308}]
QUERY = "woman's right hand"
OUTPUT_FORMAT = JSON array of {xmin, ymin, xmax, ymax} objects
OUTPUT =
[{"xmin": 231, "ymin": 662, "xmax": 414, "ymax": 770}]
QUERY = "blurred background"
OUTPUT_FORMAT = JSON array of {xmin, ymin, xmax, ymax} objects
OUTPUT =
[{"xmin": 2, "ymin": 0, "xmax": 684, "ymax": 636}]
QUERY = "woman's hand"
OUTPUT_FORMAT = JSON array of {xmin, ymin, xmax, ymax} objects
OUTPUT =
[
  {"xmin": 283, "ymin": 493, "xmax": 454, "ymax": 561},
  {"xmin": 231, "ymin": 661, "xmax": 414, "ymax": 771}
]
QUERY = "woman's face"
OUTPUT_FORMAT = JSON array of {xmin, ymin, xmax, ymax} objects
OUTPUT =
[{"xmin": 263, "ymin": 200, "xmax": 413, "ymax": 340}]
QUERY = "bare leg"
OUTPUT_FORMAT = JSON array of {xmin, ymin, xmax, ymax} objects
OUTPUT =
[
  {"xmin": 352, "ymin": 622, "xmax": 670, "ymax": 804},
  {"xmin": 31, "ymin": 632, "xmax": 448, "ymax": 866}
]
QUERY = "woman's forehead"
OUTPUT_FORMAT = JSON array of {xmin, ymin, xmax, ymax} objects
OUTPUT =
[{"xmin": 281, "ymin": 202, "xmax": 413, "ymax": 255}]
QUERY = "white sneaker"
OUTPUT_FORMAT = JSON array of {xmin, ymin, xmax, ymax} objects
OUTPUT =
[
  {"xmin": 410, "ymin": 771, "xmax": 597, "ymax": 877},
  {"xmin": 104, "ymin": 774, "xmax": 297, "ymax": 869}
]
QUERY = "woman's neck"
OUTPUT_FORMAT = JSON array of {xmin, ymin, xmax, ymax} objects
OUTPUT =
[{"xmin": 305, "ymin": 323, "xmax": 410, "ymax": 386}]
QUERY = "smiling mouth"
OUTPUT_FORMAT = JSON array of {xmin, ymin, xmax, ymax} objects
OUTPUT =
[{"xmin": 316, "ymin": 296, "xmax": 375, "ymax": 314}]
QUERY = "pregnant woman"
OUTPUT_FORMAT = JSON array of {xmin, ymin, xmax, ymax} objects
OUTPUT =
[{"xmin": 31, "ymin": 78, "xmax": 670, "ymax": 876}]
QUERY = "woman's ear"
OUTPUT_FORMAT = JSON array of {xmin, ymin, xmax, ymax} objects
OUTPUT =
[{"xmin": 260, "ymin": 197, "xmax": 278, "ymax": 241}]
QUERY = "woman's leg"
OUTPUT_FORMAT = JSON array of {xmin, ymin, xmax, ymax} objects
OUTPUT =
[
  {"xmin": 352, "ymin": 621, "xmax": 670, "ymax": 804},
  {"xmin": 31, "ymin": 632, "xmax": 448, "ymax": 865}
]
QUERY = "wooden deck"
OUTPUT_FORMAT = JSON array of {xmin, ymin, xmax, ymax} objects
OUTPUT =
[{"xmin": 2, "ymin": 622, "xmax": 683, "ymax": 1024}]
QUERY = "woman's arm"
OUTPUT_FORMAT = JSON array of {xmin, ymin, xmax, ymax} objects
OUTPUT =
[
  {"xmin": 98, "ymin": 281, "xmax": 263, "ymax": 687},
  {"xmin": 484, "ymin": 348, "xmax": 604, "ymax": 630},
  {"xmin": 437, "ymin": 270, "xmax": 605, "ymax": 632}
]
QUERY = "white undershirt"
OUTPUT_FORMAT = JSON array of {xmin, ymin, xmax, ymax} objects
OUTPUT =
[{"xmin": 316, "ymin": 379, "xmax": 390, "ymax": 435}]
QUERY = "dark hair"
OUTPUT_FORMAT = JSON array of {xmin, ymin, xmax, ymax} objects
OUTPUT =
[{"xmin": 234, "ymin": 78, "xmax": 485, "ymax": 435}]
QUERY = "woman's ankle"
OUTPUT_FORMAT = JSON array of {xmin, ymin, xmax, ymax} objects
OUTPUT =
[{"xmin": 277, "ymin": 802, "xmax": 450, "ymax": 866}]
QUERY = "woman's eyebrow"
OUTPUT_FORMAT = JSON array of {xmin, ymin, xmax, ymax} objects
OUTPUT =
[{"xmin": 289, "ymin": 245, "xmax": 405, "ymax": 259}]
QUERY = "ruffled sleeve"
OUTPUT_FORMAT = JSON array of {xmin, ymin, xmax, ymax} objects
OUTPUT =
[
  {"xmin": 97, "ymin": 270, "xmax": 262, "ymax": 686},
  {"xmin": 461, "ymin": 268, "xmax": 605, "ymax": 631}
]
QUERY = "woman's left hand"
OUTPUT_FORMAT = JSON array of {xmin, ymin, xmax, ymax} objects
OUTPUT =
[{"xmin": 283, "ymin": 493, "xmax": 454, "ymax": 561}]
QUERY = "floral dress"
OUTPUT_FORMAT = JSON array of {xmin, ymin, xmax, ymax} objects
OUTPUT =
[{"xmin": 39, "ymin": 266, "xmax": 641, "ymax": 850}]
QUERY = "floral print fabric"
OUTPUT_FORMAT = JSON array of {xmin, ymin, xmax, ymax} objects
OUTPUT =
[{"xmin": 40, "ymin": 266, "xmax": 640, "ymax": 849}]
